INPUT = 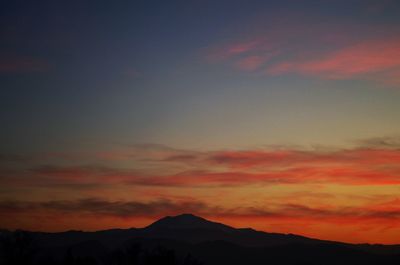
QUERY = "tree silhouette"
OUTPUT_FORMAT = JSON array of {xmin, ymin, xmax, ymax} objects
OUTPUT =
[
  {"xmin": 143, "ymin": 246, "xmax": 177, "ymax": 265},
  {"xmin": 108, "ymin": 243, "xmax": 141, "ymax": 265},
  {"xmin": 0, "ymin": 232, "xmax": 204, "ymax": 265},
  {"xmin": 183, "ymin": 253, "xmax": 203, "ymax": 265},
  {"xmin": 0, "ymin": 231, "xmax": 36, "ymax": 265}
]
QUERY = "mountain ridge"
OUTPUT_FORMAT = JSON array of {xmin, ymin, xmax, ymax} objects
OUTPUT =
[
  {"xmin": 2, "ymin": 213, "xmax": 400, "ymax": 247},
  {"xmin": 2, "ymin": 214, "xmax": 400, "ymax": 265}
]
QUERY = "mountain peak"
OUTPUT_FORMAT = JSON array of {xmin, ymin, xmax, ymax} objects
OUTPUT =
[
  {"xmin": 172, "ymin": 213, "xmax": 203, "ymax": 220},
  {"xmin": 146, "ymin": 214, "xmax": 233, "ymax": 231}
]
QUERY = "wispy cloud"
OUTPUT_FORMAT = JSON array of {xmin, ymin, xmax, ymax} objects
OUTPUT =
[
  {"xmin": 356, "ymin": 136, "xmax": 400, "ymax": 149},
  {"xmin": 2, "ymin": 139, "xmax": 400, "ymax": 189},
  {"xmin": 235, "ymin": 55, "xmax": 272, "ymax": 71},
  {"xmin": 267, "ymin": 38, "xmax": 400, "ymax": 84},
  {"xmin": 0, "ymin": 198, "xmax": 211, "ymax": 218},
  {"xmin": 1, "ymin": 198, "xmax": 399, "ymax": 221},
  {"xmin": 206, "ymin": 40, "xmax": 262, "ymax": 62},
  {"xmin": 205, "ymin": 17, "xmax": 400, "ymax": 86},
  {"xmin": 0, "ymin": 57, "xmax": 50, "ymax": 73},
  {"xmin": 1, "ymin": 138, "xmax": 399, "ymax": 241}
]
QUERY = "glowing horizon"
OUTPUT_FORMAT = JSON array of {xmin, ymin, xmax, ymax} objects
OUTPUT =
[{"xmin": 1, "ymin": 0, "xmax": 400, "ymax": 244}]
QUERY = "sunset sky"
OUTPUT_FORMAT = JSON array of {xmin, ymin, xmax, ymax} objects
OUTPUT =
[{"xmin": 1, "ymin": 0, "xmax": 400, "ymax": 244}]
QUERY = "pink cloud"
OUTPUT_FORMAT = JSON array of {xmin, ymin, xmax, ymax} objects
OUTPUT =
[
  {"xmin": 267, "ymin": 38, "xmax": 400, "ymax": 81},
  {"xmin": 205, "ymin": 40, "xmax": 263, "ymax": 62},
  {"xmin": 234, "ymin": 53, "xmax": 279, "ymax": 71},
  {"xmin": 0, "ymin": 57, "xmax": 50, "ymax": 73},
  {"xmin": 205, "ymin": 16, "xmax": 400, "ymax": 85},
  {"xmin": 226, "ymin": 41, "xmax": 260, "ymax": 55}
]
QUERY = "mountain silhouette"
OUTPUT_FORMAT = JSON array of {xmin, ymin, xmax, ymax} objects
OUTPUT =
[
  {"xmin": 1, "ymin": 214, "xmax": 400, "ymax": 265},
  {"xmin": 142, "ymin": 214, "xmax": 326, "ymax": 247},
  {"xmin": 147, "ymin": 214, "xmax": 234, "ymax": 232}
]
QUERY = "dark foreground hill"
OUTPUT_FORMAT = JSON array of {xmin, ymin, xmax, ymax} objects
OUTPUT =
[{"xmin": 1, "ymin": 214, "xmax": 400, "ymax": 265}]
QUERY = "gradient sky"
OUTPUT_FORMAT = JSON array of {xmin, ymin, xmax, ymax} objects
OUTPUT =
[{"xmin": 1, "ymin": 0, "xmax": 400, "ymax": 244}]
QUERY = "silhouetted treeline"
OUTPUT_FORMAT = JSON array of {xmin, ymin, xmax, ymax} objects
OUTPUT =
[
  {"xmin": 2, "ymin": 229, "xmax": 400, "ymax": 265},
  {"xmin": 0, "ymin": 231, "xmax": 37, "ymax": 265},
  {"xmin": 0, "ymin": 231, "xmax": 203, "ymax": 265}
]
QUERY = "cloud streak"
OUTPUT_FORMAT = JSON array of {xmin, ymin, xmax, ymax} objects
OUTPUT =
[
  {"xmin": 205, "ymin": 17, "xmax": 400, "ymax": 86},
  {"xmin": 1, "ymin": 198, "xmax": 399, "ymax": 222},
  {"xmin": 2, "ymin": 140, "xmax": 400, "ymax": 189},
  {"xmin": 0, "ymin": 198, "xmax": 211, "ymax": 218},
  {"xmin": 267, "ymin": 38, "xmax": 400, "ymax": 84}
]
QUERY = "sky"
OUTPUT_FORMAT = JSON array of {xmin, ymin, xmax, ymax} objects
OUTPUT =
[{"xmin": 1, "ymin": 0, "xmax": 400, "ymax": 244}]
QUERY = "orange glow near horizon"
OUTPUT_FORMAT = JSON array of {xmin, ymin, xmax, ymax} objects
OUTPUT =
[
  {"xmin": 3, "ymin": 211, "xmax": 400, "ymax": 244},
  {"xmin": 1, "ymin": 144, "xmax": 400, "ymax": 244}
]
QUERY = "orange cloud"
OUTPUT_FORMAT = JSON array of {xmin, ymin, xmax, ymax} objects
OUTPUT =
[
  {"xmin": 2, "ymin": 140, "xmax": 400, "ymax": 243},
  {"xmin": 2, "ymin": 144, "xmax": 400, "ymax": 189}
]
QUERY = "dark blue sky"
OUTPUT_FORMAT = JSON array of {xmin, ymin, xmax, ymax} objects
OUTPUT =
[{"xmin": 1, "ymin": 0, "xmax": 400, "ymax": 152}]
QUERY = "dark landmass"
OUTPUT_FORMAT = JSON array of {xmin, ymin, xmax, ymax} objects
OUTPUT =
[{"xmin": 1, "ymin": 214, "xmax": 400, "ymax": 265}]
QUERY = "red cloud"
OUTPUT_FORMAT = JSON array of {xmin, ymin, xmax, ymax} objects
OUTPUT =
[
  {"xmin": 133, "ymin": 147, "xmax": 400, "ymax": 186},
  {"xmin": 2, "ymin": 145, "xmax": 400, "ymax": 189}
]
